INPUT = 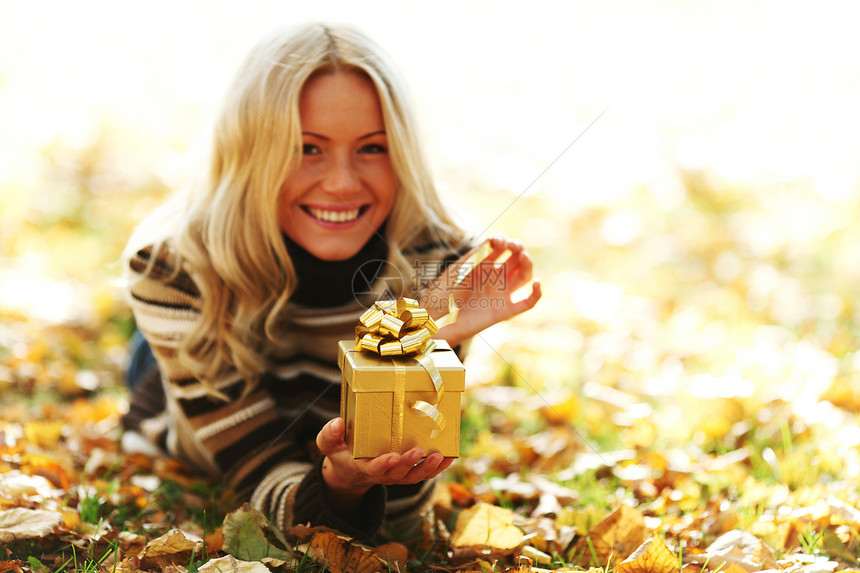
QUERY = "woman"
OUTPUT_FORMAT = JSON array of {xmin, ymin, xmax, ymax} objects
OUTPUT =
[{"xmin": 122, "ymin": 22, "xmax": 540, "ymax": 540}]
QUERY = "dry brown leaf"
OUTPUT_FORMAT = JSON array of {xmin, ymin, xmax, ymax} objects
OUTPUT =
[
  {"xmin": 117, "ymin": 531, "xmax": 148, "ymax": 556},
  {"xmin": 717, "ymin": 565, "xmax": 751, "ymax": 573},
  {"xmin": 374, "ymin": 541, "xmax": 409, "ymax": 571},
  {"xmin": 685, "ymin": 529, "xmax": 778, "ymax": 572},
  {"xmin": 141, "ymin": 528, "xmax": 203, "ymax": 557},
  {"xmin": 205, "ymin": 526, "xmax": 224, "ymax": 553},
  {"xmin": 114, "ymin": 556, "xmax": 144, "ymax": 573},
  {"xmin": 0, "ymin": 508, "xmax": 64, "ymax": 543},
  {"xmin": 0, "ymin": 472, "xmax": 52, "ymax": 497},
  {"xmin": 0, "ymin": 561, "xmax": 25, "ymax": 573},
  {"xmin": 432, "ymin": 478, "xmax": 454, "ymax": 524},
  {"xmin": 749, "ymin": 518, "xmax": 794, "ymax": 552},
  {"xmin": 310, "ymin": 531, "xmax": 386, "ymax": 573},
  {"xmin": 288, "ymin": 522, "xmax": 343, "ymax": 541},
  {"xmin": 531, "ymin": 492, "xmax": 564, "ymax": 517},
  {"xmin": 449, "ymin": 481, "xmax": 477, "ymax": 507},
  {"xmin": 823, "ymin": 496, "xmax": 860, "ymax": 525},
  {"xmin": 197, "ymin": 555, "xmax": 269, "ymax": 573},
  {"xmin": 616, "ymin": 535, "xmax": 680, "ymax": 573},
  {"xmin": 572, "ymin": 504, "xmax": 649, "ymax": 567},
  {"xmin": 153, "ymin": 458, "xmax": 204, "ymax": 489},
  {"xmin": 520, "ymin": 545, "xmax": 552, "ymax": 565},
  {"xmin": 451, "ymin": 502, "xmax": 525, "ymax": 549}
]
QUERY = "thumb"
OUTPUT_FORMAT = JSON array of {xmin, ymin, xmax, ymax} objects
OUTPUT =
[{"xmin": 316, "ymin": 417, "xmax": 346, "ymax": 456}]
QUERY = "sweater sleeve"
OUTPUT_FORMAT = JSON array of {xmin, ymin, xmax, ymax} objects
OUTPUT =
[
  {"xmin": 291, "ymin": 457, "xmax": 386, "ymax": 539},
  {"xmin": 125, "ymin": 246, "xmax": 387, "ymax": 537}
]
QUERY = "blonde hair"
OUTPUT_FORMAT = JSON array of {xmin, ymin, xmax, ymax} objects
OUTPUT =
[{"xmin": 126, "ymin": 23, "xmax": 465, "ymax": 393}]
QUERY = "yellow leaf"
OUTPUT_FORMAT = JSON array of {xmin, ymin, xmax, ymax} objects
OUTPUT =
[
  {"xmin": 60, "ymin": 507, "xmax": 80, "ymax": 530},
  {"xmin": 573, "ymin": 504, "xmax": 649, "ymax": 567},
  {"xmin": 23, "ymin": 421, "xmax": 64, "ymax": 449},
  {"xmin": 69, "ymin": 396, "xmax": 121, "ymax": 424},
  {"xmin": 310, "ymin": 531, "xmax": 386, "ymax": 573},
  {"xmin": 451, "ymin": 502, "xmax": 525, "ymax": 550},
  {"xmin": 540, "ymin": 394, "xmax": 581, "ymax": 424},
  {"xmin": 616, "ymin": 536, "xmax": 680, "ymax": 573},
  {"xmin": 19, "ymin": 453, "xmax": 73, "ymax": 489}
]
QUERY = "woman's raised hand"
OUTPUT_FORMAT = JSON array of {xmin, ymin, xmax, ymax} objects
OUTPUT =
[{"xmin": 419, "ymin": 236, "xmax": 541, "ymax": 347}]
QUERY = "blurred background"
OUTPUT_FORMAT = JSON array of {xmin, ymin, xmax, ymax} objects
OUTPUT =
[{"xmin": 2, "ymin": 0, "xmax": 860, "ymax": 480}]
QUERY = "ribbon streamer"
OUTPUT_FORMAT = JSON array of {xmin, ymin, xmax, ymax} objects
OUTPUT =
[
  {"xmin": 435, "ymin": 240, "xmax": 494, "ymax": 329},
  {"xmin": 353, "ymin": 239, "xmax": 495, "ymax": 443},
  {"xmin": 390, "ymin": 358, "xmax": 406, "ymax": 451}
]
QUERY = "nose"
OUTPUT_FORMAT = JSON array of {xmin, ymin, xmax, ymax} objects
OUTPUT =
[{"xmin": 323, "ymin": 154, "xmax": 361, "ymax": 195}]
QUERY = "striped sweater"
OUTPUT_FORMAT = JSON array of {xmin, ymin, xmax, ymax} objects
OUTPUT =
[{"xmin": 124, "ymin": 232, "xmax": 464, "ymax": 539}]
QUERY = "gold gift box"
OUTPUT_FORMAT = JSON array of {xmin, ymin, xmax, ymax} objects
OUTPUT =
[{"xmin": 338, "ymin": 339, "xmax": 464, "ymax": 459}]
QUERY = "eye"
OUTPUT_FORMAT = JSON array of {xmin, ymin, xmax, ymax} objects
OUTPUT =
[
  {"xmin": 358, "ymin": 143, "xmax": 387, "ymax": 154},
  {"xmin": 302, "ymin": 143, "xmax": 321, "ymax": 156}
]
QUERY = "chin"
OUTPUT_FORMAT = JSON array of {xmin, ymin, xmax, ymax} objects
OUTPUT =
[{"xmin": 307, "ymin": 241, "xmax": 365, "ymax": 261}]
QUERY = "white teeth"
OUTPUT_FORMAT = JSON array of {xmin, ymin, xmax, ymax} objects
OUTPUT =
[{"xmin": 308, "ymin": 207, "xmax": 360, "ymax": 223}]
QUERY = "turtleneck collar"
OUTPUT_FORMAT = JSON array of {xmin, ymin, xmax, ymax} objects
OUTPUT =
[{"xmin": 283, "ymin": 225, "xmax": 390, "ymax": 308}]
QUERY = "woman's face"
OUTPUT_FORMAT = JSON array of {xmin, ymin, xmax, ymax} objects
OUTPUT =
[{"xmin": 279, "ymin": 72, "xmax": 397, "ymax": 261}]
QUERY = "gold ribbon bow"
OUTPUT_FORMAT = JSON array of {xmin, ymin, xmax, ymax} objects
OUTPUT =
[{"xmin": 353, "ymin": 240, "xmax": 494, "ymax": 451}]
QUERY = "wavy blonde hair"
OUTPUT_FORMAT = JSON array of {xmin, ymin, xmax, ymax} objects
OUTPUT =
[{"xmin": 126, "ymin": 23, "xmax": 465, "ymax": 393}]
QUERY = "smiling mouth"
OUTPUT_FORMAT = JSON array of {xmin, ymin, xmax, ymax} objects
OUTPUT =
[{"xmin": 302, "ymin": 205, "xmax": 370, "ymax": 223}]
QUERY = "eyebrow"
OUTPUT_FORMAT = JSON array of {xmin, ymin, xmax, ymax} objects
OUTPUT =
[{"xmin": 302, "ymin": 130, "xmax": 386, "ymax": 141}]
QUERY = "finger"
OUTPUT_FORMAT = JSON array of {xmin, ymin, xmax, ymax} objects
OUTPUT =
[
  {"xmin": 454, "ymin": 237, "xmax": 496, "ymax": 264},
  {"xmin": 512, "ymin": 279, "xmax": 542, "ymax": 314},
  {"xmin": 487, "ymin": 235, "xmax": 523, "ymax": 253},
  {"xmin": 445, "ymin": 238, "xmax": 515, "ymax": 293},
  {"xmin": 316, "ymin": 418, "xmax": 345, "ymax": 456},
  {"xmin": 497, "ymin": 251, "xmax": 534, "ymax": 296},
  {"xmin": 431, "ymin": 456, "xmax": 456, "ymax": 477},
  {"xmin": 485, "ymin": 236, "xmax": 517, "ymax": 263},
  {"xmin": 402, "ymin": 453, "xmax": 454, "ymax": 484},
  {"xmin": 382, "ymin": 448, "xmax": 424, "ymax": 481},
  {"xmin": 391, "ymin": 454, "xmax": 439, "ymax": 485},
  {"xmin": 505, "ymin": 248, "xmax": 534, "ymax": 281},
  {"xmin": 362, "ymin": 452, "xmax": 401, "ymax": 476},
  {"xmin": 499, "ymin": 236, "xmax": 523, "ymax": 254},
  {"xmin": 408, "ymin": 452, "xmax": 445, "ymax": 482}
]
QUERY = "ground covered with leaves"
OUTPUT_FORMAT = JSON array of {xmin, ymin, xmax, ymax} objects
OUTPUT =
[{"xmin": 2, "ymin": 156, "xmax": 860, "ymax": 572}]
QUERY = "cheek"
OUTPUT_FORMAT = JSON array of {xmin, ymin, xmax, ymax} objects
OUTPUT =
[
  {"xmin": 280, "ymin": 165, "xmax": 315, "ymax": 201},
  {"xmin": 277, "ymin": 185, "xmax": 297, "ymax": 228},
  {"xmin": 276, "ymin": 195, "xmax": 287, "ymax": 232},
  {"xmin": 377, "ymin": 166, "xmax": 399, "ymax": 205},
  {"xmin": 278, "ymin": 170, "xmax": 309, "ymax": 213}
]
